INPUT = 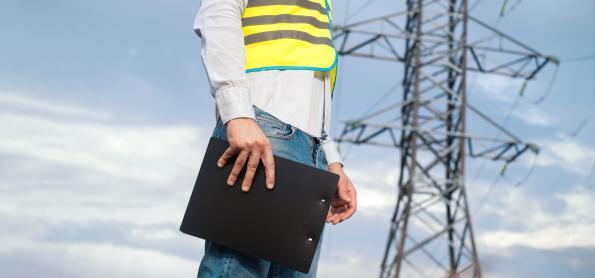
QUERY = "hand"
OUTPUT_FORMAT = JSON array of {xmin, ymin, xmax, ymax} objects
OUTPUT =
[
  {"xmin": 217, "ymin": 118, "xmax": 275, "ymax": 192},
  {"xmin": 326, "ymin": 162, "xmax": 357, "ymax": 225}
]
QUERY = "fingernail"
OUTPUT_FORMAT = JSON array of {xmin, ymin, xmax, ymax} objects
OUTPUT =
[
  {"xmin": 267, "ymin": 183, "xmax": 274, "ymax": 189},
  {"xmin": 217, "ymin": 162, "xmax": 223, "ymax": 167},
  {"xmin": 227, "ymin": 180, "xmax": 233, "ymax": 186}
]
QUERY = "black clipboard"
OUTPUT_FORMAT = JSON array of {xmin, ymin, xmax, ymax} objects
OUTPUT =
[{"xmin": 180, "ymin": 137, "xmax": 338, "ymax": 273}]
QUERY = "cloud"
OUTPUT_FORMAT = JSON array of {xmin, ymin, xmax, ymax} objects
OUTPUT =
[
  {"xmin": 0, "ymin": 91, "xmax": 112, "ymax": 120},
  {"xmin": 343, "ymin": 158, "xmax": 398, "ymax": 217},
  {"xmin": 511, "ymin": 105, "xmax": 554, "ymax": 126},
  {"xmin": 0, "ymin": 114, "xmax": 204, "ymax": 185},
  {"xmin": 481, "ymin": 245, "xmax": 595, "ymax": 278},
  {"xmin": 0, "ymin": 242, "xmax": 198, "ymax": 278},
  {"xmin": 475, "ymin": 74, "xmax": 524, "ymax": 103},
  {"xmin": 318, "ymin": 249, "xmax": 380, "ymax": 278},
  {"xmin": 527, "ymin": 138, "xmax": 595, "ymax": 175},
  {"xmin": 545, "ymin": 140, "xmax": 595, "ymax": 173},
  {"xmin": 0, "ymin": 92, "xmax": 208, "ymax": 276},
  {"xmin": 473, "ymin": 182, "xmax": 595, "ymax": 250}
]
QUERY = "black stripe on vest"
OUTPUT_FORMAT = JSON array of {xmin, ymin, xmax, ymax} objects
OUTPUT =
[
  {"xmin": 242, "ymin": 14, "xmax": 329, "ymax": 30},
  {"xmin": 246, "ymin": 0, "xmax": 327, "ymax": 15},
  {"xmin": 244, "ymin": 30, "xmax": 333, "ymax": 47}
]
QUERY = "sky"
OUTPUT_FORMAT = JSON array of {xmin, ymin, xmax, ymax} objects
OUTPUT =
[{"xmin": 1, "ymin": 0, "xmax": 594, "ymax": 277}]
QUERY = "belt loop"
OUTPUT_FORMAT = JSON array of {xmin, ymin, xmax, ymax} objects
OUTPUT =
[{"xmin": 311, "ymin": 137, "xmax": 319, "ymax": 166}]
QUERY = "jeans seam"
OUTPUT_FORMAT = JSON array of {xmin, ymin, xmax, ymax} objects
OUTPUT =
[
  {"xmin": 255, "ymin": 113, "xmax": 285, "ymax": 129},
  {"xmin": 254, "ymin": 111, "xmax": 297, "ymax": 141},
  {"xmin": 221, "ymin": 250, "xmax": 232, "ymax": 277},
  {"xmin": 272, "ymin": 264, "xmax": 280, "ymax": 278}
]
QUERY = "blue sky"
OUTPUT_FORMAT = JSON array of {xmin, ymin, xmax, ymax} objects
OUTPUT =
[{"xmin": 1, "ymin": 0, "xmax": 594, "ymax": 277}]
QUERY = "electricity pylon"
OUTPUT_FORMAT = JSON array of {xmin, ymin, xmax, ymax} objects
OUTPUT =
[{"xmin": 333, "ymin": 0, "xmax": 554, "ymax": 277}]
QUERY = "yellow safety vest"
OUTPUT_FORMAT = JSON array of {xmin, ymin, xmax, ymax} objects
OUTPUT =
[{"xmin": 241, "ymin": 0, "xmax": 338, "ymax": 94}]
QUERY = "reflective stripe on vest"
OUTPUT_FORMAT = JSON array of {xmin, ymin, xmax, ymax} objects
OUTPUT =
[{"xmin": 241, "ymin": 0, "xmax": 338, "ymax": 93}]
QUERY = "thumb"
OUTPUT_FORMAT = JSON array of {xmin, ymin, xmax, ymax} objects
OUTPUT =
[{"xmin": 337, "ymin": 180, "xmax": 352, "ymax": 203}]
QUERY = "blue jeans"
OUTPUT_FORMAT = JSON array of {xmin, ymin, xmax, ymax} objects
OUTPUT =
[{"xmin": 197, "ymin": 106, "xmax": 328, "ymax": 278}]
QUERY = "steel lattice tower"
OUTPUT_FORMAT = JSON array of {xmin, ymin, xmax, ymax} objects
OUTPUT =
[{"xmin": 332, "ymin": 0, "xmax": 554, "ymax": 277}]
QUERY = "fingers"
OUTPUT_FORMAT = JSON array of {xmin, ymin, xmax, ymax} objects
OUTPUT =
[
  {"xmin": 337, "ymin": 188, "xmax": 356, "ymax": 224},
  {"xmin": 327, "ymin": 181, "xmax": 358, "ymax": 225},
  {"xmin": 218, "ymin": 146, "xmax": 238, "ymax": 168},
  {"xmin": 337, "ymin": 179, "xmax": 352, "ymax": 203},
  {"xmin": 224, "ymin": 138, "xmax": 273, "ymax": 191},
  {"xmin": 227, "ymin": 150, "xmax": 249, "ymax": 186},
  {"xmin": 327, "ymin": 205, "xmax": 347, "ymax": 224},
  {"xmin": 326, "ymin": 191, "xmax": 345, "ymax": 224},
  {"xmin": 241, "ymin": 150, "xmax": 261, "ymax": 192},
  {"xmin": 342, "ymin": 185, "xmax": 357, "ymax": 220},
  {"xmin": 329, "ymin": 207, "xmax": 349, "ymax": 225},
  {"xmin": 261, "ymin": 143, "xmax": 275, "ymax": 189}
]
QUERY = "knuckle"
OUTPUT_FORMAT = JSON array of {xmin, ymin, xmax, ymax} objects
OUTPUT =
[
  {"xmin": 247, "ymin": 163, "xmax": 258, "ymax": 172},
  {"xmin": 229, "ymin": 168, "xmax": 239, "ymax": 175},
  {"xmin": 245, "ymin": 140, "xmax": 255, "ymax": 148},
  {"xmin": 230, "ymin": 165, "xmax": 242, "ymax": 174},
  {"xmin": 233, "ymin": 141, "xmax": 244, "ymax": 148}
]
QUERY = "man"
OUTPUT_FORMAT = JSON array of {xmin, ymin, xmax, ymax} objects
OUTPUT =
[{"xmin": 193, "ymin": 0, "xmax": 357, "ymax": 276}]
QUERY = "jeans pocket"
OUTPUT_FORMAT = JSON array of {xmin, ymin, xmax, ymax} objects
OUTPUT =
[
  {"xmin": 211, "ymin": 117, "xmax": 227, "ymax": 140},
  {"xmin": 254, "ymin": 107, "xmax": 297, "ymax": 140}
]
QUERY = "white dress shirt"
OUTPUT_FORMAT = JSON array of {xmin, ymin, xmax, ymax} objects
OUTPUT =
[{"xmin": 193, "ymin": 0, "xmax": 342, "ymax": 165}]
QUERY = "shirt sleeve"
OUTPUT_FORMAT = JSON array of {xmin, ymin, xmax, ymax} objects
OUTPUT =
[
  {"xmin": 194, "ymin": 0, "xmax": 254, "ymax": 123},
  {"xmin": 322, "ymin": 137, "xmax": 343, "ymax": 166}
]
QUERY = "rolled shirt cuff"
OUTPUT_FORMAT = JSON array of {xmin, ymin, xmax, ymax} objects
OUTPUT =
[
  {"xmin": 215, "ymin": 86, "xmax": 255, "ymax": 124},
  {"xmin": 321, "ymin": 139, "xmax": 343, "ymax": 166}
]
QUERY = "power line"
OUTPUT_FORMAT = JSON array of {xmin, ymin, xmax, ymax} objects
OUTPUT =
[
  {"xmin": 499, "ymin": 116, "xmax": 592, "ymax": 189},
  {"xmin": 470, "ymin": 95, "xmax": 521, "ymax": 215},
  {"xmin": 499, "ymin": 0, "xmax": 523, "ymax": 17},
  {"xmin": 469, "ymin": 0, "xmax": 484, "ymax": 12},
  {"xmin": 584, "ymin": 163, "xmax": 595, "ymax": 189},
  {"xmin": 470, "ymin": 60, "xmax": 569, "ymax": 213},
  {"xmin": 522, "ymin": 63, "xmax": 560, "ymax": 105},
  {"xmin": 472, "ymin": 172, "xmax": 502, "ymax": 218},
  {"xmin": 564, "ymin": 55, "xmax": 595, "ymax": 63},
  {"xmin": 501, "ymin": 152, "xmax": 539, "ymax": 188},
  {"xmin": 569, "ymin": 118, "xmax": 589, "ymax": 138},
  {"xmin": 344, "ymin": 0, "xmax": 378, "ymax": 24},
  {"xmin": 467, "ymin": 0, "xmax": 526, "ymax": 191},
  {"xmin": 360, "ymin": 81, "xmax": 401, "ymax": 117},
  {"xmin": 341, "ymin": 0, "xmax": 352, "ymax": 26}
]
